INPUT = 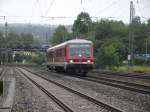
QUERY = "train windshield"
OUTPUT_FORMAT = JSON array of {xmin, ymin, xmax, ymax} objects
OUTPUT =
[{"xmin": 69, "ymin": 44, "xmax": 91, "ymax": 58}]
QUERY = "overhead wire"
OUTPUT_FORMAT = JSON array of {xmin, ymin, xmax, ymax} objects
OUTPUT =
[
  {"xmin": 94, "ymin": 0, "xmax": 121, "ymax": 16},
  {"xmin": 44, "ymin": 0, "xmax": 55, "ymax": 16},
  {"xmin": 80, "ymin": 0, "xmax": 85, "ymax": 12},
  {"xmin": 1, "ymin": 0, "xmax": 149, "ymax": 24},
  {"xmin": 136, "ymin": 0, "xmax": 143, "ymax": 18},
  {"xmin": 106, "ymin": 0, "xmax": 127, "ymax": 19},
  {"xmin": 36, "ymin": 0, "xmax": 43, "ymax": 16},
  {"xmin": 31, "ymin": 0, "xmax": 37, "ymax": 18}
]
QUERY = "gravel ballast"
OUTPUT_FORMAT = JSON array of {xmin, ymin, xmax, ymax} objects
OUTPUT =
[
  {"xmin": 19, "ymin": 68, "xmax": 109, "ymax": 112},
  {"xmin": 28, "ymin": 67, "xmax": 150, "ymax": 112},
  {"xmin": 12, "ymin": 68, "xmax": 65, "ymax": 112},
  {"xmin": 0, "ymin": 67, "xmax": 65, "ymax": 112},
  {"xmin": 88, "ymin": 72, "xmax": 150, "ymax": 86}
]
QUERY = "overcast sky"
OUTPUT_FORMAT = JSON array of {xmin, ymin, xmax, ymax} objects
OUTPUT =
[{"xmin": 0, "ymin": 0, "xmax": 150, "ymax": 25}]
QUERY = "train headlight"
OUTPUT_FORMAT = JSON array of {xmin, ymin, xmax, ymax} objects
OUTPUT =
[
  {"xmin": 87, "ymin": 60, "xmax": 91, "ymax": 63},
  {"xmin": 69, "ymin": 60, "xmax": 73, "ymax": 63}
]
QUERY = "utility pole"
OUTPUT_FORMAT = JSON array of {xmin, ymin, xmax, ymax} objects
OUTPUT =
[
  {"xmin": 0, "ymin": 16, "xmax": 5, "ymax": 65},
  {"xmin": 146, "ymin": 39, "xmax": 148, "ymax": 54},
  {"xmin": 4, "ymin": 22, "xmax": 8, "ymax": 64},
  {"xmin": 46, "ymin": 32, "xmax": 49, "ymax": 44},
  {"xmin": 128, "ymin": 1, "xmax": 135, "ymax": 66}
]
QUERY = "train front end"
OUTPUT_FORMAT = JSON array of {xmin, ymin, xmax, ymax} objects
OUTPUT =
[{"xmin": 65, "ymin": 39, "xmax": 94, "ymax": 75}]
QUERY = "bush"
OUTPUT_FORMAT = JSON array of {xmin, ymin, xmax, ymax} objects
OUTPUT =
[
  {"xmin": 145, "ymin": 58, "xmax": 150, "ymax": 65},
  {"xmin": 95, "ymin": 44, "xmax": 120, "ymax": 68},
  {"xmin": 133, "ymin": 57, "xmax": 150, "ymax": 65},
  {"xmin": 30, "ymin": 54, "xmax": 46, "ymax": 65},
  {"xmin": 133, "ymin": 57, "xmax": 145, "ymax": 65},
  {"xmin": 95, "ymin": 38, "xmax": 127, "ymax": 68}
]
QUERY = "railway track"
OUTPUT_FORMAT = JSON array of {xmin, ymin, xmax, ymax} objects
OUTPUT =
[
  {"xmin": 38, "ymin": 65, "xmax": 150, "ymax": 79},
  {"xmin": 19, "ymin": 67, "xmax": 123, "ymax": 112},
  {"xmin": 0, "ymin": 67, "xmax": 5, "ymax": 79},
  {"xmin": 31, "ymin": 67, "xmax": 150, "ymax": 95},
  {"xmin": 16, "ymin": 69, "xmax": 74, "ymax": 112},
  {"xmin": 91, "ymin": 70, "xmax": 150, "ymax": 79},
  {"xmin": 39, "ymin": 66, "xmax": 150, "ymax": 80},
  {"xmin": 77, "ymin": 76, "xmax": 150, "ymax": 95},
  {"xmin": 0, "ymin": 67, "xmax": 13, "ymax": 112},
  {"xmin": 0, "ymin": 107, "xmax": 12, "ymax": 112}
]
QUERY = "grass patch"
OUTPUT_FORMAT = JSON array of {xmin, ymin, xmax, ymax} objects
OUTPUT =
[
  {"xmin": 0, "ymin": 81, "xmax": 3, "ymax": 95},
  {"xmin": 115, "ymin": 65, "xmax": 150, "ymax": 74}
]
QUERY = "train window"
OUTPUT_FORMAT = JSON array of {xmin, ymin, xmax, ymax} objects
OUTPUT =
[
  {"xmin": 55, "ymin": 48, "xmax": 66, "ymax": 57},
  {"xmin": 56, "ymin": 49, "xmax": 61, "ymax": 57},
  {"xmin": 69, "ymin": 44, "xmax": 91, "ymax": 58},
  {"xmin": 60, "ymin": 48, "xmax": 65, "ymax": 57},
  {"xmin": 56, "ymin": 50, "xmax": 58, "ymax": 57},
  {"xmin": 47, "ymin": 51, "xmax": 54, "ymax": 57},
  {"xmin": 62, "ymin": 48, "xmax": 66, "ymax": 56}
]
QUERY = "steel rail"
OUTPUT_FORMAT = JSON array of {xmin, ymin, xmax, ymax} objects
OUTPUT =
[
  {"xmin": 91, "ymin": 70, "xmax": 150, "ymax": 79},
  {"xmin": 17, "ymin": 69, "xmax": 73, "ymax": 112},
  {"xmin": 0, "ymin": 107, "xmax": 12, "ymax": 112},
  {"xmin": 0, "ymin": 68, "xmax": 5, "ymax": 79},
  {"xmin": 89, "ymin": 75, "xmax": 150, "ymax": 89},
  {"xmin": 31, "ymin": 67, "xmax": 150, "ymax": 95},
  {"xmin": 22, "ymin": 67, "xmax": 123, "ymax": 112},
  {"xmin": 0, "ymin": 67, "xmax": 13, "ymax": 112},
  {"xmin": 78, "ymin": 76, "xmax": 150, "ymax": 95}
]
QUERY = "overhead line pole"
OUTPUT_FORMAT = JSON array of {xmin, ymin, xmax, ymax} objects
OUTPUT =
[
  {"xmin": 128, "ymin": 1, "xmax": 135, "ymax": 66},
  {"xmin": 4, "ymin": 22, "xmax": 8, "ymax": 64},
  {"xmin": 0, "ymin": 16, "xmax": 5, "ymax": 65}
]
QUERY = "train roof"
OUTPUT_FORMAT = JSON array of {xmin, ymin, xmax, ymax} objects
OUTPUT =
[
  {"xmin": 67, "ymin": 39, "xmax": 92, "ymax": 44},
  {"xmin": 47, "ymin": 39, "xmax": 93, "ymax": 51}
]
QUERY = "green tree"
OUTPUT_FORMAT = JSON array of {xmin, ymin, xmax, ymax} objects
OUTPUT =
[
  {"xmin": 21, "ymin": 33, "xmax": 34, "ymax": 47},
  {"xmin": 51, "ymin": 25, "xmax": 69, "ymax": 45},
  {"xmin": 14, "ymin": 53, "xmax": 23, "ymax": 63},
  {"xmin": 148, "ymin": 19, "xmax": 150, "ymax": 25},
  {"xmin": 96, "ymin": 44, "xmax": 119, "ymax": 68},
  {"xmin": 6, "ymin": 32, "xmax": 22, "ymax": 48},
  {"xmin": 93, "ymin": 20, "xmax": 128, "ymax": 60},
  {"xmin": 72, "ymin": 12, "xmax": 92, "ymax": 36},
  {"xmin": 0, "ymin": 33, "xmax": 4, "ymax": 47},
  {"xmin": 30, "ymin": 53, "xmax": 46, "ymax": 65},
  {"xmin": 95, "ymin": 38, "xmax": 126, "ymax": 68},
  {"xmin": 94, "ymin": 19, "xmax": 128, "ymax": 41},
  {"xmin": 94, "ymin": 20, "xmax": 112, "ymax": 40},
  {"xmin": 131, "ymin": 17, "xmax": 148, "ymax": 54}
]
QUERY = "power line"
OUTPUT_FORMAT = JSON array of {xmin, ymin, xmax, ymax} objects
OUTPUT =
[
  {"xmin": 36, "ymin": 0, "xmax": 43, "ymax": 16},
  {"xmin": 111, "ymin": 6, "xmax": 127, "ymax": 19},
  {"xmin": 31, "ymin": 0, "xmax": 38, "ymax": 18},
  {"xmin": 0, "ymin": 15, "xmax": 97, "ymax": 19},
  {"xmin": 0, "ymin": 16, "xmax": 5, "ymax": 20},
  {"xmin": 94, "ymin": 0, "xmax": 121, "ymax": 16},
  {"xmin": 143, "ymin": 1, "xmax": 150, "ymax": 10},
  {"xmin": 81, "ymin": 0, "xmax": 83, "ymax": 4},
  {"xmin": 1, "ymin": 15, "xmax": 149, "ymax": 22},
  {"xmin": 44, "ymin": 0, "xmax": 55, "ymax": 16},
  {"xmin": 136, "ymin": 0, "xmax": 143, "ymax": 18}
]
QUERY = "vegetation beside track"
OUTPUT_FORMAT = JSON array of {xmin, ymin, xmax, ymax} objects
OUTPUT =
[{"xmin": 113, "ymin": 65, "xmax": 150, "ymax": 74}]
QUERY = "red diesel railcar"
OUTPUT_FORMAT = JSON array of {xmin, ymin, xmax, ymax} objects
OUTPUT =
[{"xmin": 46, "ymin": 39, "xmax": 94, "ymax": 75}]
